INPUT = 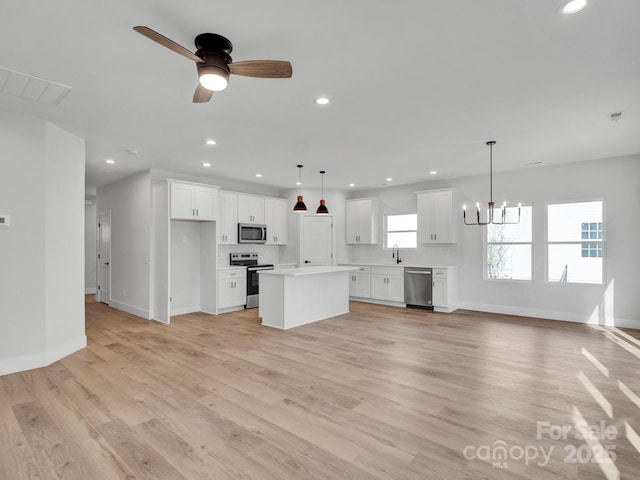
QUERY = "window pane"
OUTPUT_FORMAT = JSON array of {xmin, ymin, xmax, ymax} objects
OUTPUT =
[
  {"xmin": 548, "ymin": 201, "xmax": 602, "ymax": 242},
  {"xmin": 487, "ymin": 244, "xmax": 531, "ymax": 280},
  {"xmin": 548, "ymin": 244, "xmax": 602, "ymax": 284},
  {"xmin": 387, "ymin": 232, "xmax": 416, "ymax": 248},
  {"xmin": 387, "ymin": 214, "xmax": 417, "ymax": 232},
  {"xmin": 487, "ymin": 206, "xmax": 532, "ymax": 243}
]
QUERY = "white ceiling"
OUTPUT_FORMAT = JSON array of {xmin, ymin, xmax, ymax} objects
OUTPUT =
[{"xmin": 1, "ymin": 0, "xmax": 639, "ymax": 191}]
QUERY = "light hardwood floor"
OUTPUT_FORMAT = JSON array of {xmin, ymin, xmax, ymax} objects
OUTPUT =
[{"xmin": 1, "ymin": 297, "xmax": 639, "ymax": 479}]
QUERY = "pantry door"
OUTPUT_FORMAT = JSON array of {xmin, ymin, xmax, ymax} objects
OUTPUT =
[{"xmin": 301, "ymin": 215, "xmax": 334, "ymax": 266}]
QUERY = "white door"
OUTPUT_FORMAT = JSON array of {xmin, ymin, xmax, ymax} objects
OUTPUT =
[
  {"xmin": 302, "ymin": 215, "xmax": 333, "ymax": 266},
  {"xmin": 97, "ymin": 211, "xmax": 112, "ymax": 304}
]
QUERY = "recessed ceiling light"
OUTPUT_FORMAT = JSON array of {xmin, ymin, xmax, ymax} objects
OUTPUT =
[
  {"xmin": 609, "ymin": 111, "xmax": 624, "ymax": 121},
  {"xmin": 430, "ymin": 170, "xmax": 437, "ymax": 175},
  {"xmin": 386, "ymin": 177, "xmax": 393, "ymax": 182},
  {"xmin": 559, "ymin": 0, "xmax": 588, "ymax": 15},
  {"xmin": 105, "ymin": 159, "xmax": 115, "ymax": 164},
  {"xmin": 349, "ymin": 183, "xmax": 355, "ymax": 187},
  {"xmin": 202, "ymin": 162, "xmax": 212, "ymax": 167},
  {"xmin": 255, "ymin": 173, "xmax": 263, "ymax": 178},
  {"xmin": 205, "ymin": 139, "xmax": 217, "ymax": 145},
  {"xmin": 296, "ymin": 181, "xmax": 302, "ymax": 186},
  {"xmin": 315, "ymin": 97, "xmax": 330, "ymax": 105}
]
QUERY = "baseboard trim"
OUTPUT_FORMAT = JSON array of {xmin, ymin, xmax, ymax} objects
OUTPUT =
[
  {"xmin": 349, "ymin": 297, "xmax": 406, "ymax": 308},
  {"xmin": 170, "ymin": 306, "xmax": 201, "ymax": 316},
  {"xmin": 0, "ymin": 335, "xmax": 87, "ymax": 376},
  {"xmin": 457, "ymin": 302, "xmax": 640, "ymax": 330},
  {"xmin": 108, "ymin": 300, "xmax": 151, "ymax": 320}
]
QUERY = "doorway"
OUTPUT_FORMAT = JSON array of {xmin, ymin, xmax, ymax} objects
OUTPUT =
[
  {"xmin": 301, "ymin": 215, "xmax": 334, "ymax": 266},
  {"xmin": 97, "ymin": 211, "xmax": 111, "ymax": 304}
]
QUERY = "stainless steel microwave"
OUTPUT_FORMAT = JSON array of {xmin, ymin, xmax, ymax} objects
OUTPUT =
[{"xmin": 238, "ymin": 223, "xmax": 267, "ymax": 243}]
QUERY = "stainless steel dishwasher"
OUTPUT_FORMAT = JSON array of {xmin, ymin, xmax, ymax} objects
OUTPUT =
[{"xmin": 404, "ymin": 267, "xmax": 433, "ymax": 309}]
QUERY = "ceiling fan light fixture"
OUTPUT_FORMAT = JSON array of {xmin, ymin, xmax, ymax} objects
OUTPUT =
[{"xmin": 199, "ymin": 69, "xmax": 229, "ymax": 91}]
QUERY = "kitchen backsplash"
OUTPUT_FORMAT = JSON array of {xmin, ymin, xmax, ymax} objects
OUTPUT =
[
  {"xmin": 348, "ymin": 243, "xmax": 459, "ymax": 267},
  {"xmin": 217, "ymin": 244, "xmax": 283, "ymax": 267}
]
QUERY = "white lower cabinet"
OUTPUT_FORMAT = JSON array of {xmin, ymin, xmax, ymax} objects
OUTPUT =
[
  {"xmin": 340, "ymin": 264, "xmax": 457, "ymax": 311},
  {"xmin": 370, "ymin": 266, "xmax": 404, "ymax": 303},
  {"xmin": 218, "ymin": 269, "xmax": 246, "ymax": 310},
  {"xmin": 348, "ymin": 266, "xmax": 371, "ymax": 298},
  {"xmin": 432, "ymin": 267, "xmax": 457, "ymax": 313}
]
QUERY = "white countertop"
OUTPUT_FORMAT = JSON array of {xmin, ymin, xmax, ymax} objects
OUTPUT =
[
  {"xmin": 340, "ymin": 262, "xmax": 457, "ymax": 269},
  {"xmin": 259, "ymin": 266, "xmax": 358, "ymax": 277}
]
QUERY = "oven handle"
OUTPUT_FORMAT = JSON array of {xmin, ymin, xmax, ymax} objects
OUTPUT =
[{"xmin": 248, "ymin": 267, "xmax": 275, "ymax": 271}]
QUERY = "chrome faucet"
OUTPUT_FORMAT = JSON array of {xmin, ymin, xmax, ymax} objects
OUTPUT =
[{"xmin": 392, "ymin": 244, "xmax": 402, "ymax": 264}]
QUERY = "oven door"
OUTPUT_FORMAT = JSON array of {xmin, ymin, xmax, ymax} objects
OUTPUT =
[{"xmin": 246, "ymin": 265, "xmax": 274, "ymax": 308}]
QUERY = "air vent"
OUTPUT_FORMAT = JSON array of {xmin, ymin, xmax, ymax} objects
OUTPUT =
[
  {"xmin": 609, "ymin": 111, "xmax": 624, "ymax": 122},
  {"xmin": 0, "ymin": 67, "xmax": 71, "ymax": 105}
]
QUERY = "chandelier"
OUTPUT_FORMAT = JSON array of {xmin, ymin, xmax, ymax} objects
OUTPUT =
[{"xmin": 463, "ymin": 141, "xmax": 521, "ymax": 226}]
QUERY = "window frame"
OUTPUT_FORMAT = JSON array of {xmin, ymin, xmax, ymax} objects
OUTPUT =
[
  {"xmin": 384, "ymin": 213, "xmax": 418, "ymax": 249},
  {"xmin": 483, "ymin": 204, "xmax": 533, "ymax": 282},
  {"xmin": 545, "ymin": 198, "xmax": 605, "ymax": 286}
]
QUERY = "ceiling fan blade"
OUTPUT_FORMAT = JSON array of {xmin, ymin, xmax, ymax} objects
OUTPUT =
[
  {"xmin": 193, "ymin": 84, "xmax": 214, "ymax": 103},
  {"xmin": 229, "ymin": 60, "xmax": 293, "ymax": 78},
  {"xmin": 133, "ymin": 26, "xmax": 203, "ymax": 63}
]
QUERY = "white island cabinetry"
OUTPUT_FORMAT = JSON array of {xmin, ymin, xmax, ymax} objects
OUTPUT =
[{"xmin": 259, "ymin": 266, "xmax": 357, "ymax": 330}]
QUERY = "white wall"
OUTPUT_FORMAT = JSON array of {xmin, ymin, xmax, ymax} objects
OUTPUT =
[
  {"xmin": 97, "ymin": 170, "xmax": 152, "ymax": 318},
  {"xmin": 0, "ymin": 112, "xmax": 86, "ymax": 375},
  {"xmin": 350, "ymin": 154, "xmax": 640, "ymax": 328}
]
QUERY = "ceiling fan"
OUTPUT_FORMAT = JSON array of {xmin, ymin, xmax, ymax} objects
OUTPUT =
[{"xmin": 133, "ymin": 26, "xmax": 293, "ymax": 103}]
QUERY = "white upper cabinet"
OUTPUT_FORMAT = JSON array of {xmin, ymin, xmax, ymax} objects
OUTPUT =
[
  {"xmin": 218, "ymin": 191, "xmax": 238, "ymax": 244},
  {"xmin": 170, "ymin": 181, "xmax": 218, "ymax": 221},
  {"xmin": 237, "ymin": 194, "xmax": 265, "ymax": 224},
  {"xmin": 264, "ymin": 197, "xmax": 288, "ymax": 245},
  {"xmin": 346, "ymin": 198, "xmax": 379, "ymax": 244},
  {"xmin": 416, "ymin": 188, "xmax": 458, "ymax": 243}
]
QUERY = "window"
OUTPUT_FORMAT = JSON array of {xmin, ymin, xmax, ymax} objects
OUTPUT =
[
  {"xmin": 486, "ymin": 205, "xmax": 533, "ymax": 280},
  {"xmin": 547, "ymin": 201, "xmax": 603, "ymax": 284},
  {"xmin": 386, "ymin": 214, "xmax": 417, "ymax": 248},
  {"xmin": 581, "ymin": 222, "xmax": 603, "ymax": 257}
]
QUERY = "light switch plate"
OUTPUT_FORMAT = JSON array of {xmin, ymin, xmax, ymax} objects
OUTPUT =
[{"xmin": 0, "ymin": 215, "xmax": 9, "ymax": 226}]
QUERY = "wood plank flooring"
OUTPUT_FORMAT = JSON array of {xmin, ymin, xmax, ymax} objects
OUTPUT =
[{"xmin": 1, "ymin": 296, "xmax": 640, "ymax": 479}]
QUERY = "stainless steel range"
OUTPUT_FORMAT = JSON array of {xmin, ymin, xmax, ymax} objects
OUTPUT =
[{"xmin": 229, "ymin": 252, "xmax": 274, "ymax": 309}]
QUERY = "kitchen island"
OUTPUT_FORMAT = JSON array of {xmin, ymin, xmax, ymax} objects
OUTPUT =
[{"xmin": 258, "ymin": 266, "xmax": 357, "ymax": 330}]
